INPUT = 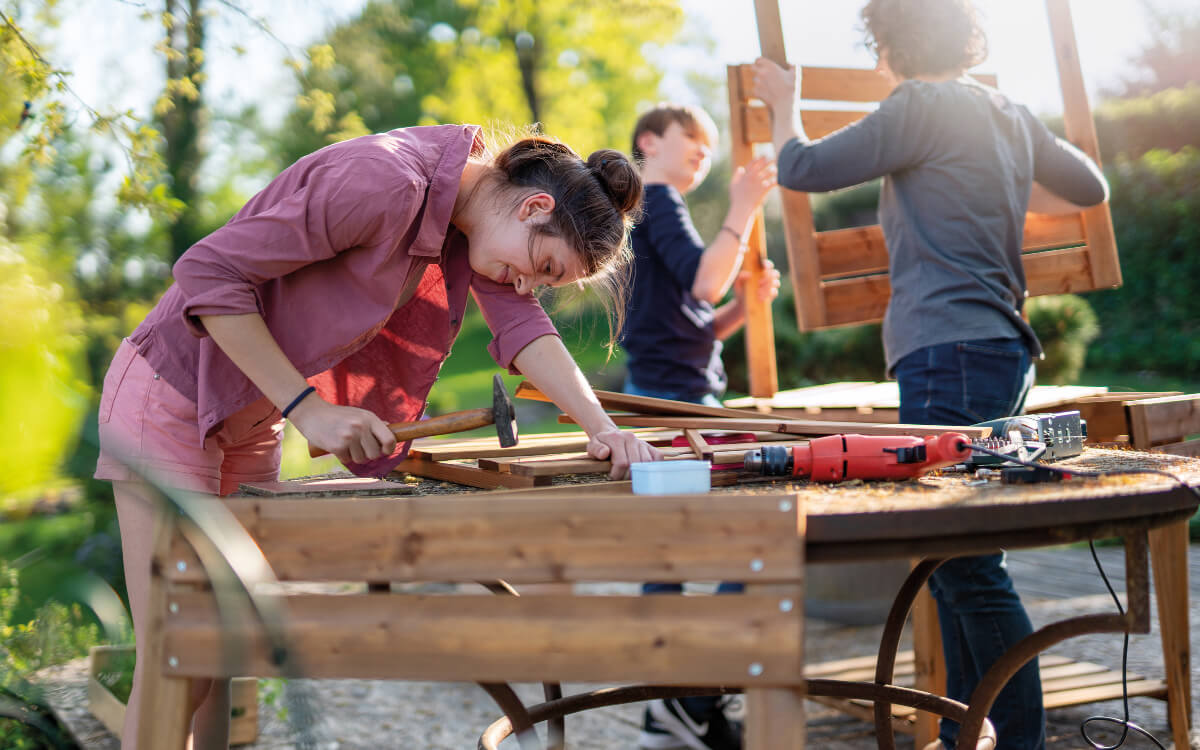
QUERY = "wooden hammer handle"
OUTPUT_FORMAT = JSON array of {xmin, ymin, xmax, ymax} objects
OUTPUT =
[{"xmin": 308, "ymin": 407, "xmax": 494, "ymax": 458}]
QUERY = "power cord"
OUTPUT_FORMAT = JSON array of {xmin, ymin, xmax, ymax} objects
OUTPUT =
[
  {"xmin": 964, "ymin": 440, "xmax": 1200, "ymax": 749},
  {"xmin": 1078, "ymin": 540, "xmax": 1165, "ymax": 750}
]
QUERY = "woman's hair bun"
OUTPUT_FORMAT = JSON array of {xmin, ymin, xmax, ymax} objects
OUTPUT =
[{"xmin": 586, "ymin": 149, "xmax": 642, "ymax": 216}]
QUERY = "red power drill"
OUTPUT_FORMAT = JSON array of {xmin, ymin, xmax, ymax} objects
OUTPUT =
[{"xmin": 743, "ymin": 433, "xmax": 971, "ymax": 482}]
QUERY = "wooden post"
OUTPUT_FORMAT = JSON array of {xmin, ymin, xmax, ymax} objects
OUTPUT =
[
  {"xmin": 911, "ymin": 566, "xmax": 946, "ymax": 747},
  {"xmin": 727, "ymin": 65, "xmax": 779, "ymax": 398},
  {"xmin": 137, "ymin": 508, "xmax": 192, "ymax": 750},
  {"xmin": 1149, "ymin": 519, "xmax": 1193, "ymax": 749},
  {"xmin": 1044, "ymin": 0, "xmax": 1121, "ymax": 289}
]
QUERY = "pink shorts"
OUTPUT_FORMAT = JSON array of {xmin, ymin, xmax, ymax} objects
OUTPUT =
[{"xmin": 95, "ymin": 339, "xmax": 284, "ymax": 495}]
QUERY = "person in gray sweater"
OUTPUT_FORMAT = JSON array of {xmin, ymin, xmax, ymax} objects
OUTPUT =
[{"xmin": 753, "ymin": 1, "xmax": 1108, "ymax": 748}]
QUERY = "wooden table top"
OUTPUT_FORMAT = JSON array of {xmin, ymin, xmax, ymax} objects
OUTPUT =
[{"xmin": 714, "ymin": 447, "xmax": 1200, "ymax": 562}]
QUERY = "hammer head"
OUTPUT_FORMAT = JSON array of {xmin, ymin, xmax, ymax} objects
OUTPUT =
[{"xmin": 492, "ymin": 374, "xmax": 519, "ymax": 447}]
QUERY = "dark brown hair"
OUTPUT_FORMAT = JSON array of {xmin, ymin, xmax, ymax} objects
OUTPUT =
[
  {"xmin": 860, "ymin": 0, "xmax": 988, "ymax": 79},
  {"xmin": 630, "ymin": 103, "xmax": 718, "ymax": 164},
  {"xmin": 492, "ymin": 136, "xmax": 643, "ymax": 351}
]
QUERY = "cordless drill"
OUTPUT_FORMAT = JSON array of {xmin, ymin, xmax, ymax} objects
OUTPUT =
[{"xmin": 743, "ymin": 432, "xmax": 971, "ymax": 482}]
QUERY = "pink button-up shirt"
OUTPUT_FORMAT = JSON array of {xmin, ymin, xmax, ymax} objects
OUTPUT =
[{"xmin": 129, "ymin": 124, "xmax": 558, "ymax": 475}]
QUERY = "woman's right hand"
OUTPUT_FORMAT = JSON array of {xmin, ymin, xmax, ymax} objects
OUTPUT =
[
  {"xmin": 289, "ymin": 396, "xmax": 397, "ymax": 465},
  {"xmin": 728, "ymin": 155, "xmax": 777, "ymax": 222}
]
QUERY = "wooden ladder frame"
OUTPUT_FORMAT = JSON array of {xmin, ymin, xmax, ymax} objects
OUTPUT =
[{"xmin": 733, "ymin": 0, "xmax": 1121, "ymax": 368}]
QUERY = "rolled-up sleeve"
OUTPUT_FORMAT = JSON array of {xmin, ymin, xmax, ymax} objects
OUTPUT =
[
  {"xmin": 471, "ymin": 275, "xmax": 560, "ymax": 373},
  {"xmin": 173, "ymin": 158, "xmax": 423, "ymax": 336}
]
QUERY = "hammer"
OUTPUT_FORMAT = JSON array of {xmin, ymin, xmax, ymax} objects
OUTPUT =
[{"xmin": 308, "ymin": 374, "xmax": 518, "ymax": 457}]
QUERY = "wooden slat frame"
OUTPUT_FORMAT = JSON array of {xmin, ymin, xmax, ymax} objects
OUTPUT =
[
  {"xmin": 165, "ymin": 493, "xmax": 804, "ymax": 585},
  {"xmin": 160, "ymin": 592, "xmax": 804, "ymax": 685},
  {"xmin": 732, "ymin": 0, "xmax": 1121, "ymax": 333}
]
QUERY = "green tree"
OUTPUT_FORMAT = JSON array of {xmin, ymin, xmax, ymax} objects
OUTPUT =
[
  {"xmin": 277, "ymin": 0, "xmax": 683, "ymax": 164},
  {"xmin": 1105, "ymin": 1, "xmax": 1200, "ymax": 99}
]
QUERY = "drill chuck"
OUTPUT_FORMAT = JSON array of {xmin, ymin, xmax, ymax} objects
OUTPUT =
[{"xmin": 743, "ymin": 444, "xmax": 793, "ymax": 475}]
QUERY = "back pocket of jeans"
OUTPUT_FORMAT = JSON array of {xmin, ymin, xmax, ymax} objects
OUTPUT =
[
  {"xmin": 98, "ymin": 342, "xmax": 137, "ymax": 424},
  {"xmin": 957, "ymin": 342, "xmax": 1025, "ymax": 422}
]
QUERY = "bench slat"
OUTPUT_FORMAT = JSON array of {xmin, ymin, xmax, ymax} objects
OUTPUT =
[
  {"xmin": 162, "ymin": 592, "xmax": 804, "ymax": 685},
  {"xmin": 167, "ymin": 494, "xmax": 804, "ymax": 584}
]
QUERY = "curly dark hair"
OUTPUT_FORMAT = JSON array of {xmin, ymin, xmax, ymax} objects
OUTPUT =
[{"xmin": 860, "ymin": 0, "xmax": 988, "ymax": 79}]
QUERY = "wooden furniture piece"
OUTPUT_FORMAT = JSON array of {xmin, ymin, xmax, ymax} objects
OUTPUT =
[
  {"xmin": 135, "ymin": 447, "xmax": 1197, "ymax": 749},
  {"xmin": 728, "ymin": 381, "xmax": 1198, "ymax": 748},
  {"xmin": 732, "ymin": 0, "xmax": 1120, "ymax": 335},
  {"xmin": 136, "ymin": 489, "xmax": 812, "ymax": 749}
]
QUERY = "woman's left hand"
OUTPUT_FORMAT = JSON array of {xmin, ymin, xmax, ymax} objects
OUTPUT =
[{"xmin": 588, "ymin": 429, "xmax": 662, "ymax": 480}]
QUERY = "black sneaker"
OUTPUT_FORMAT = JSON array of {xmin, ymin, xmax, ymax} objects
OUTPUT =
[{"xmin": 636, "ymin": 697, "xmax": 743, "ymax": 750}]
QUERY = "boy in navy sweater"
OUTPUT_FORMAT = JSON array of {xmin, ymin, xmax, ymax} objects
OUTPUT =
[{"xmin": 624, "ymin": 104, "xmax": 778, "ymax": 750}]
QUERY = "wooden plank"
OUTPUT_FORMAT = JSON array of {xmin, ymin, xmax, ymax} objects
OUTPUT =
[
  {"xmin": 236, "ymin": 476, "xmax": 414, "ymax": 497},
  {"xmin": 163, "ymin": 592, "xmax": 804, "ymax": 685},
  {"xmin": 1154, "ymin": 439, "xmax": 1200, "ymax": 458},
  {"xmin": 167, "ymin": 493, "xmax": 805, "ymax": 585},
  {"xmin": 821, "ymin": 274, "xmax": 891, "ymax": 328},
  {"xmin": 727, "ymin": 64, "xmax": 779, "ymax": 398},
  {"xmin": 813, "ymin": 214, "xmax": 1088, "ymax": 280},
  {"xmin": 516, "ymin": 381, "xmax": 766, "ymax": 420},
  {"xmin": 1150, "ymin": 519, "xmax": 1193, "ymax": 746},
  {"xmin": 559, "ymin": 413, "xmax": 989, "ymax": 438},
  {"xmin": 684, "ymin": 429, "xmax": 711, "ymax": 460},
  {"xmin": 489, "ymin": 442, "xmax": 800, "ymax": 477},
  {"xmin": 393, "ymin": 457, "xmax": 547, "ymax": 489},
  {"xmin": 1043, "ymin": 680, "xmax": 1168, "ymax": 709},
  {"xmin": 1127, "ymin": 394, "xmax": 1200, "ymax": 448},
  {"xmin": 746, "ymin": 688, "xmax": 806, "ymax": 750},
  {"xmin": 410, "ymin": 429, "xmax": 676, "ymax": 461},
  {"xmin": 1024, "ymin": 246, "xmax": 1096, "ymax": 295},
  {"xmin": 139, "ymin": 511, "xmax": 192, "ymax": 750},
  {"xmin": 911, "ymin": 579, "xmax": 944, "ymax": 747},
  {"xmin": 1045, "ymin": 0, "xmax": 1122, "ymax": 290}
]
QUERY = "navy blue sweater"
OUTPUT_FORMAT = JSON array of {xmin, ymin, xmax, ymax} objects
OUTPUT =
[{"xmin": 621, "ymin": 184, "xmax": 726, "ymax": 398}]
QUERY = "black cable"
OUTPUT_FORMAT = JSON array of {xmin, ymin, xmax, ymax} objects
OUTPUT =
[
  {"xmin": 964, "ymin": 440, "xmax": 1191, "ymax": 748},
  {"xmin": 1077, "ymin": 540, "xmax": 1165, "ymax": 750},
  {"xmin": 963, "ymin": 441, "xmax": 1200, "ymax": 503}
]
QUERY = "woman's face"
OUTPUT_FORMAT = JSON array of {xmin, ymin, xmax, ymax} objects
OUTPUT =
[{"xmin": 467, "ymin": 192, "xmax": 589, "ymax": 296}]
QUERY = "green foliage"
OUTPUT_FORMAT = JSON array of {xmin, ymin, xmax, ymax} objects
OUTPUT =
[
  {"xmin": 0, "ymin": 246, "xmax": 90, "ymax": 514},
  {"xmin": 1103, "ymin": 2, "xmax": 1200, "ymax": 99},
  {"xmin": 1085, "ymin": 147, "xmax": 1200, "ymax": 377},
  {"xmin": 275, "ymin": 0, "xmax": 683, "ymax": 164},
  {"xmin": 1049, "ymin": 84, "xmax": 1200, "ymax": 163},
  {"xmin": 1025, "ymin": 294, "xmax": 1099, "ymax": 384}
]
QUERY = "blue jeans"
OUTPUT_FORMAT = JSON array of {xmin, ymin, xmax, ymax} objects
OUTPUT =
[{"xmin": 895, "ymin": 338, "xmax": 1044, "ymax": 750}]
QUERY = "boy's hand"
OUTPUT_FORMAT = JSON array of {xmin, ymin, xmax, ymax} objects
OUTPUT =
[
  {"xmin": 729, "ymin": 156, "xmax": 777, "ymax": 221},
  {"xmin": 734, "ymin": 258, "xmax": 783, "ymax": 304},
  {"xmin": 751, "ymin": 58, "xmax": 798, "ymax": 114}
]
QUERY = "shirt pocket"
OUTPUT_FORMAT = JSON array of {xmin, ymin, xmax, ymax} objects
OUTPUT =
[{"xmin": 98, "ymin": 341, "xmax": 137, "ymax": 425}]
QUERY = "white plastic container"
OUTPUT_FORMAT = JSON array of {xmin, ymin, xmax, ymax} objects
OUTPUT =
[{"xmin": 630, "ymin": 460, "xmax": 711, "ymax": 495}]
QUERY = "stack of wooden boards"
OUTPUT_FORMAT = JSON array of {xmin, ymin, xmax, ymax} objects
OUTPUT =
[{"xmin": 393, "ymin": 382, "xmax": 989, "ymax": 490}]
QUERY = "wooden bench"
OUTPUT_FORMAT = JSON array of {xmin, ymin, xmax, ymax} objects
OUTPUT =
[{"xmin": 135, "ymin": 490, "xmax": 811, "ymax": 748}]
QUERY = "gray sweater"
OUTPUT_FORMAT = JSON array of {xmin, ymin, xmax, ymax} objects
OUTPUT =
[{"xmin": 777, "ymin": 78, "xmax": 1108, "ymax": 372}]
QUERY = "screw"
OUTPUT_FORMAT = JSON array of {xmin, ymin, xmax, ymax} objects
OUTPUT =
[
  {"xmin": 779, "ymin": 599, "xmax": 794, "ymax": 612},
  {"xmin": 748, "ymin": 662, "xmax": 764, "ymax": 676},
  {"xmin": 168, "ymin": 656, "xmax": 179, "ymax": 668},
  {"xmin": 749, "ymin": 559, "xmax": 764, "ymax": 572},
  {"xmin": 169, "ymin": 602, "xmax": 179, "ymax": 614},
  {"xmin": 779, "ymin": 500, "xmax": 793, "ymax": 512},
  {"xmin": 176, "ymin": 561, "xmax": 187, "ymax": 573}
]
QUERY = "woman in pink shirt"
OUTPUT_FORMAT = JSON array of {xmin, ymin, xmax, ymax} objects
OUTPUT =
[{"xmin": 95, "ymin": 124, "xmax": 661, "ymax": 749}]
